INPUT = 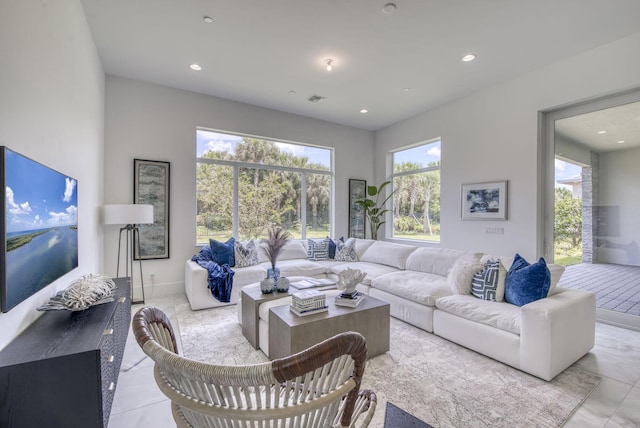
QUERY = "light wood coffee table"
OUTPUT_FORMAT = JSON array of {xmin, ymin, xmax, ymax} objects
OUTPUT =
[{"xmin": 268, "ymin": 295, "xmax": 390, "ymax": 360}]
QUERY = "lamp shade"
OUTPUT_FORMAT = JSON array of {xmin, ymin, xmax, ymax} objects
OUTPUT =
[{"xmin": 104, "ymin": 204, "xmax": 154, "ymax": 225}]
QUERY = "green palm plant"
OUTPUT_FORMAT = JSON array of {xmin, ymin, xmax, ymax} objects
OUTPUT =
[{"xmin": 355, "ymin": 181, "xmax": 395, "ymax": 240}]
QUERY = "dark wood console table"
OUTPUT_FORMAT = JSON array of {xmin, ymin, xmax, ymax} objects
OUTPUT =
[{"xmin": 0, "ymin": 277, "xmax": 131, "ymax": 428}]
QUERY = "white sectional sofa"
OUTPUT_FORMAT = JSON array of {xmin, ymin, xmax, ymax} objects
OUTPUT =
[{"xmin": 185, "ymin": 238, "xmax": 595, "ymax": 381}]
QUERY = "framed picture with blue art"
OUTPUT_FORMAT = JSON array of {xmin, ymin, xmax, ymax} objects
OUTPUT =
[
  {"xmin": 134, "ymin": 159, "xmax": 170, "ymax": 259},
  {"xmin": 461, "ymin": 180, "xmax": 508, "ymax": 220},
  {"xmin": 349, "ymin": 179, "xmax": 366, "ymax": 238}
]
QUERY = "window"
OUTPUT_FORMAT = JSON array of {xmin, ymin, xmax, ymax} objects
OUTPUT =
[
  {"xmin": 196, "ymin": 129, "xmax": 333, "ymax": 243},
  {"xmin": 391, "ymin": 140, "xmax": 441, "ymax": 241}
]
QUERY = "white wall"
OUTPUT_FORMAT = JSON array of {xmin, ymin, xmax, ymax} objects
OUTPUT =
[
  {"xmin": 376, "ymin": 32, "xmax": 640, "ymax": 261},
  {"xmin": 0, "ymin": 1, "xmax": 105, "ymax": 350},
  {"xmin": 104, "ymin": 76, "xmax": 374, "ymax": 296}
]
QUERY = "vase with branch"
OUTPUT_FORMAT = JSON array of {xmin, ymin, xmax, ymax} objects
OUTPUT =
[
  {"xmin": 262, "ymin": 227, "xmax": 292, "ymax": 292},
  {"xmin": 355, "ymin": 181, "xmax": 395, "ymax": 240}
]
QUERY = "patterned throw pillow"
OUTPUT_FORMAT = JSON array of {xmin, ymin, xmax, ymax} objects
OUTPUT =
[
  {"xmin": 327, "ymin": 236, "xmax": 344, "ymax": 259},
  {"xmin": 307, "ymin": 238, "xmax": 330, "ymax": 260},
  {"xmin": 234, "ymin": 240, "xmax": 258, "ymax": 268},
  {"xmin": 334, "ymin": 239, "xmax": 358, "ymax": 262},
  {"xmin": 471, "ymin": 259, "xmax": 506, "ymax": 301}
]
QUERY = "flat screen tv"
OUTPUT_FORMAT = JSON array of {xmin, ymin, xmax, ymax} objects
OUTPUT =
[{"xmin": 0, "ymin": 147, "xmax": 78, "ymax": 312}]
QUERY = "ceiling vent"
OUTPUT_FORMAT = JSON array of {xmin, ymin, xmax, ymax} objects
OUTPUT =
[{"xmin": 308, "ymin": 95, "xmax": 326, "ymax": 103}]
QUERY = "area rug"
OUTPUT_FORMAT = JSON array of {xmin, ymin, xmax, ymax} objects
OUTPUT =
[{"xmin": 176, "ymin": 303, "xmax": 600, "ymax": 428}]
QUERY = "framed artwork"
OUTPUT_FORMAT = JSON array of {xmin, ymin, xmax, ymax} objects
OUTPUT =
[
  {"xmin": 134, "ymin": 159, "xmax": 170, "ymax": 259},
  {"xmin": 348, "ymin": 179, "xmax": 367, "ymax": 238},
  {"xmin": 461, "ymin": 180, "xmax": 508, "ymax": 220}
]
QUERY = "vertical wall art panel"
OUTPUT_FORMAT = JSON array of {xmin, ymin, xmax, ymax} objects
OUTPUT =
[{"xmin": 134, "ymin": 159, "xmax": 170, "ymax": 259}]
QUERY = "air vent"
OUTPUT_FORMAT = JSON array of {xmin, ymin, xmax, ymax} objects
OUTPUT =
[{"xmin": 308, "ymin": 95, "xmax": 326, "ymax": 103}]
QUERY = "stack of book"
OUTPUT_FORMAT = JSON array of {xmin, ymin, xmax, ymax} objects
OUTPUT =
[
  {"xmin": 334, "ymin": 291, "xmax": 365, "ymax": 308},
  {"xmin": 289, "ymin": 289, "xmax": 328, "ymax": 316}
]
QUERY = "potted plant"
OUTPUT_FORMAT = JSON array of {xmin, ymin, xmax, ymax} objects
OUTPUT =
[{"xmin": 355, "ymin": 181, "xmax": 395, "ymax": 240}]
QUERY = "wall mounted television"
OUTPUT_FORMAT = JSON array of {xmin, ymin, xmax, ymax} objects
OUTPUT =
[{"xmin": 0, "ymin": 146, "xmax": 78, "ymax": 313}]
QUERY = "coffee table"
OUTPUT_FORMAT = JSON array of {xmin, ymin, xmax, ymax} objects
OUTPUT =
[{"xmin": 268, "ymin": 295, "xmax": 390, "ymax": 360}]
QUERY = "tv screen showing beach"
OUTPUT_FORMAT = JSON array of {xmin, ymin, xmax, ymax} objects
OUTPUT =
[{"xmin": 1, "ymin": 147, "xmax": 78, "ymax": 312}]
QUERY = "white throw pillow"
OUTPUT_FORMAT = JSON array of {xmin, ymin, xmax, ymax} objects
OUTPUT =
[{"xmin": 448, "ymin": 259, "xmax": 484, "ymax": 295}]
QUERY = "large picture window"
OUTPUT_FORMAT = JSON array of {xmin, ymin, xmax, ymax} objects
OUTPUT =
[
  {"xmin": 196, "ymin": 129, "xmax": 333, "ymax": 243},
  {"xmin": 391, "ymin": 140, "xmax": 441, "ymax": 242}
]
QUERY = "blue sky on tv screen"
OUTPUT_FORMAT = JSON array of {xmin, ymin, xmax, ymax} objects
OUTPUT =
[{"xmin": 5, "ymin": 149, "xmax": 77, "ymax": 234}]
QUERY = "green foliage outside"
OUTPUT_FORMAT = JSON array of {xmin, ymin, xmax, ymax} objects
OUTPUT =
[
  {"xmin": 196, "ymin": 138, "xmax": 330, "ymax": 243},
  {"xmin": 554, "ymin": 187, "xmax": 582, "ymax": 266},
  {"xmin": 392, "ymin": 162, "xmax": 441, "ymax": 241}
]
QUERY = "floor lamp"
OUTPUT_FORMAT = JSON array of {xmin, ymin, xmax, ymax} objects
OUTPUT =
[{"xmin": 104, "ymin": 204, "xmax": 154, "ymax": 304}]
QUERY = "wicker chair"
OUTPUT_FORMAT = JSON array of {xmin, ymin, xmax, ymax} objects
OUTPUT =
[{"xmin": 133, "ymin": 306, "xmax": 377, "ymax": 427}]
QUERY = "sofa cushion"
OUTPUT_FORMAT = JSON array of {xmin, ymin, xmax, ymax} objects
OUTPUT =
[
  {"xmin": 436, "ymin": 295, "xmax": 521, "ymax": 335},
  {"xmin": 471, "ymin": 259, "xmax": 507, "ymax": 302},
  {"xmin": 505, "ymin": 254, "xmax": 551, "ymax": 307},
  {"xmin": 257, "ymin": 239, "xmax": 308, "ymax": 263},
  {"xmin": 209, "ymin": 237, "xmax": 235, "ymax": 266},
  {"xmin": 234, "ymin": 240, "xmax": 258, "ymax": 268},
  {"xmin": 307, "ymin": 238, "xmax": 331, "ymax": 260},
  {"xmin": 371, "ymin": 271, "xmax": 451, "ymax": 306},
  {"xmin": 447, "ymin": 259, "xmax": 484, "ymax": 295},
  {"xmin": 359, "ymin": 241, "xmax": 417, "ymax": 269},
  {"xmin": 406, "ymin": 247, "xmax": 480, "ymax": 276},
  {"xmin": 232, "ymin": 264, "xmax": 268, "ymax": 287},
  {"xmin": 265, "ymin": 259, "xmax": 329, "ymax": 278},
  {"xmin": 353, "ymin": 238, "xmax": 376, "ymax": 259},
  {"xmin": 328, "ymin": 262, "xmax": 398, "ymax": 285}
]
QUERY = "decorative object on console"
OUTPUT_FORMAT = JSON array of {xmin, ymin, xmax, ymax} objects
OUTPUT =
[
  {"xmin": 104, "ymin": 203, "xmax": 154, "ymax": 304},
  {"xmin": 37, "ymin": 274, "xmax": 116, "ymax": 311},
  {"xmin": 348, "ymin": 179, "xmax": 367, "ymax": 238},
  {"xmin": 133, "ymin": 158, "xmax": 170, "ymax": 259},
  {"xmin": 354, "ymin": 181, "xmax": 395, "ymax": 240},
  {"xmin": 471, "ymin": 259, "xmax": 507, "ymax": 302},
  {"xmin": 0, "ymin": 146, "xmax": 79, "ymax": 313},
  {"xmin": 275, "ymin": 276, "xmax": 290, "ymax": 292},
  {"xmin": 260, "ymin": 277, "xmax": 275, "ymax": 294},
  {"xmin": 505, "ymin": 253, "xmax": 551, "ymax": 306},
  {"xmin": 461, "ymin": 180, "xmax": 508, "ymax": 220}
]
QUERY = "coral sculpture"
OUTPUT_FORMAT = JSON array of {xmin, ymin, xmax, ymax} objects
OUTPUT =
[
  {"xmin": 38, "ymin": 274, "xmax": 117, "ymax": 311},
  {"xmin": 337, "ymin": 268, "xmax": 366, "ymax": 295}
]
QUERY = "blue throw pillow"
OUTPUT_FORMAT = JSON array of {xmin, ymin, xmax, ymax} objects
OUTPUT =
[
  {"xmin": 209, "ymin": 237, "xmax": 235, "ymax": 267},
  {"xmin": 505, "ymin": 253, "xmax": 551, "ymax": 306}
]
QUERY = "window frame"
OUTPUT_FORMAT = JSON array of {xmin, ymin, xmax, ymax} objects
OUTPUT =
[
  {"xmin": 195, "ymin": 128, "xmax": 334, "ymax": 243},
  {"xmin": 389, "ymin": 138, "xmax": 441, "ymax": 242}
]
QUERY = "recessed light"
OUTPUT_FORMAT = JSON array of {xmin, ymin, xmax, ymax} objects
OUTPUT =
[
  {"xmin": 288, "ymin": 90, "xmax": 297, "ymax": 95},
  {"xmin": 403, "ymin": 88, "xmax": 410, "ymax": 92},
  {"xmin": 360, "ymin": 109, "xmax": 369, "ymax": 114},
  {"xmin": 598, "ymin": 130, "xmax": 607, "ymax": 134},
  {"xmin": 189, "ymin": 64, "xmax": 202, "ymax": 71},
  {"xmin": 203, "ymin": 16, "xmax": 213, "ymax": 24},
  {"xmin": 617, "ymin": 140, "xmax": 625, "ymax": 144},
  {"xmin": 462, "ymin": 54, "xmax": 476, "ymax": 62},
  {"xmin": 325, "ymin": 59, "xmax": 333, "ymax": 71},
  {"xmin": 382, "ymin": 3, "xmax": 397, "ymax": 14}
]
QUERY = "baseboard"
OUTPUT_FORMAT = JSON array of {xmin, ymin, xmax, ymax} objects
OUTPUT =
[
  {"xmin": 596, "ymin": 308, "xmax": 640, "ymax": 332},
  {"xmin": 130, "ymin": 281, "xmax": 183, "ymax": 302}
]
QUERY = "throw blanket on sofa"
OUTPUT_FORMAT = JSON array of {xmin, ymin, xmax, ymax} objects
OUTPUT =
[{"xmin": 191, "ymin": 253, "xmax": 235, "ymax": 302}]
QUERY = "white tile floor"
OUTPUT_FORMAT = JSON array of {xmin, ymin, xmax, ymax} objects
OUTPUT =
[{"xmin": 109, "ymin": 293, "xmax": 640, "ymax": 428}]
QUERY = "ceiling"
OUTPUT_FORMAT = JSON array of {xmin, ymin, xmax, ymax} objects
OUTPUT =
[
  {"xmin": 80, "ymin": 0, "xmax": 640, "ymax": 131},
  {"xmin": 555, "ymin": 101, "xmax": 640, "ymax": 153}
]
